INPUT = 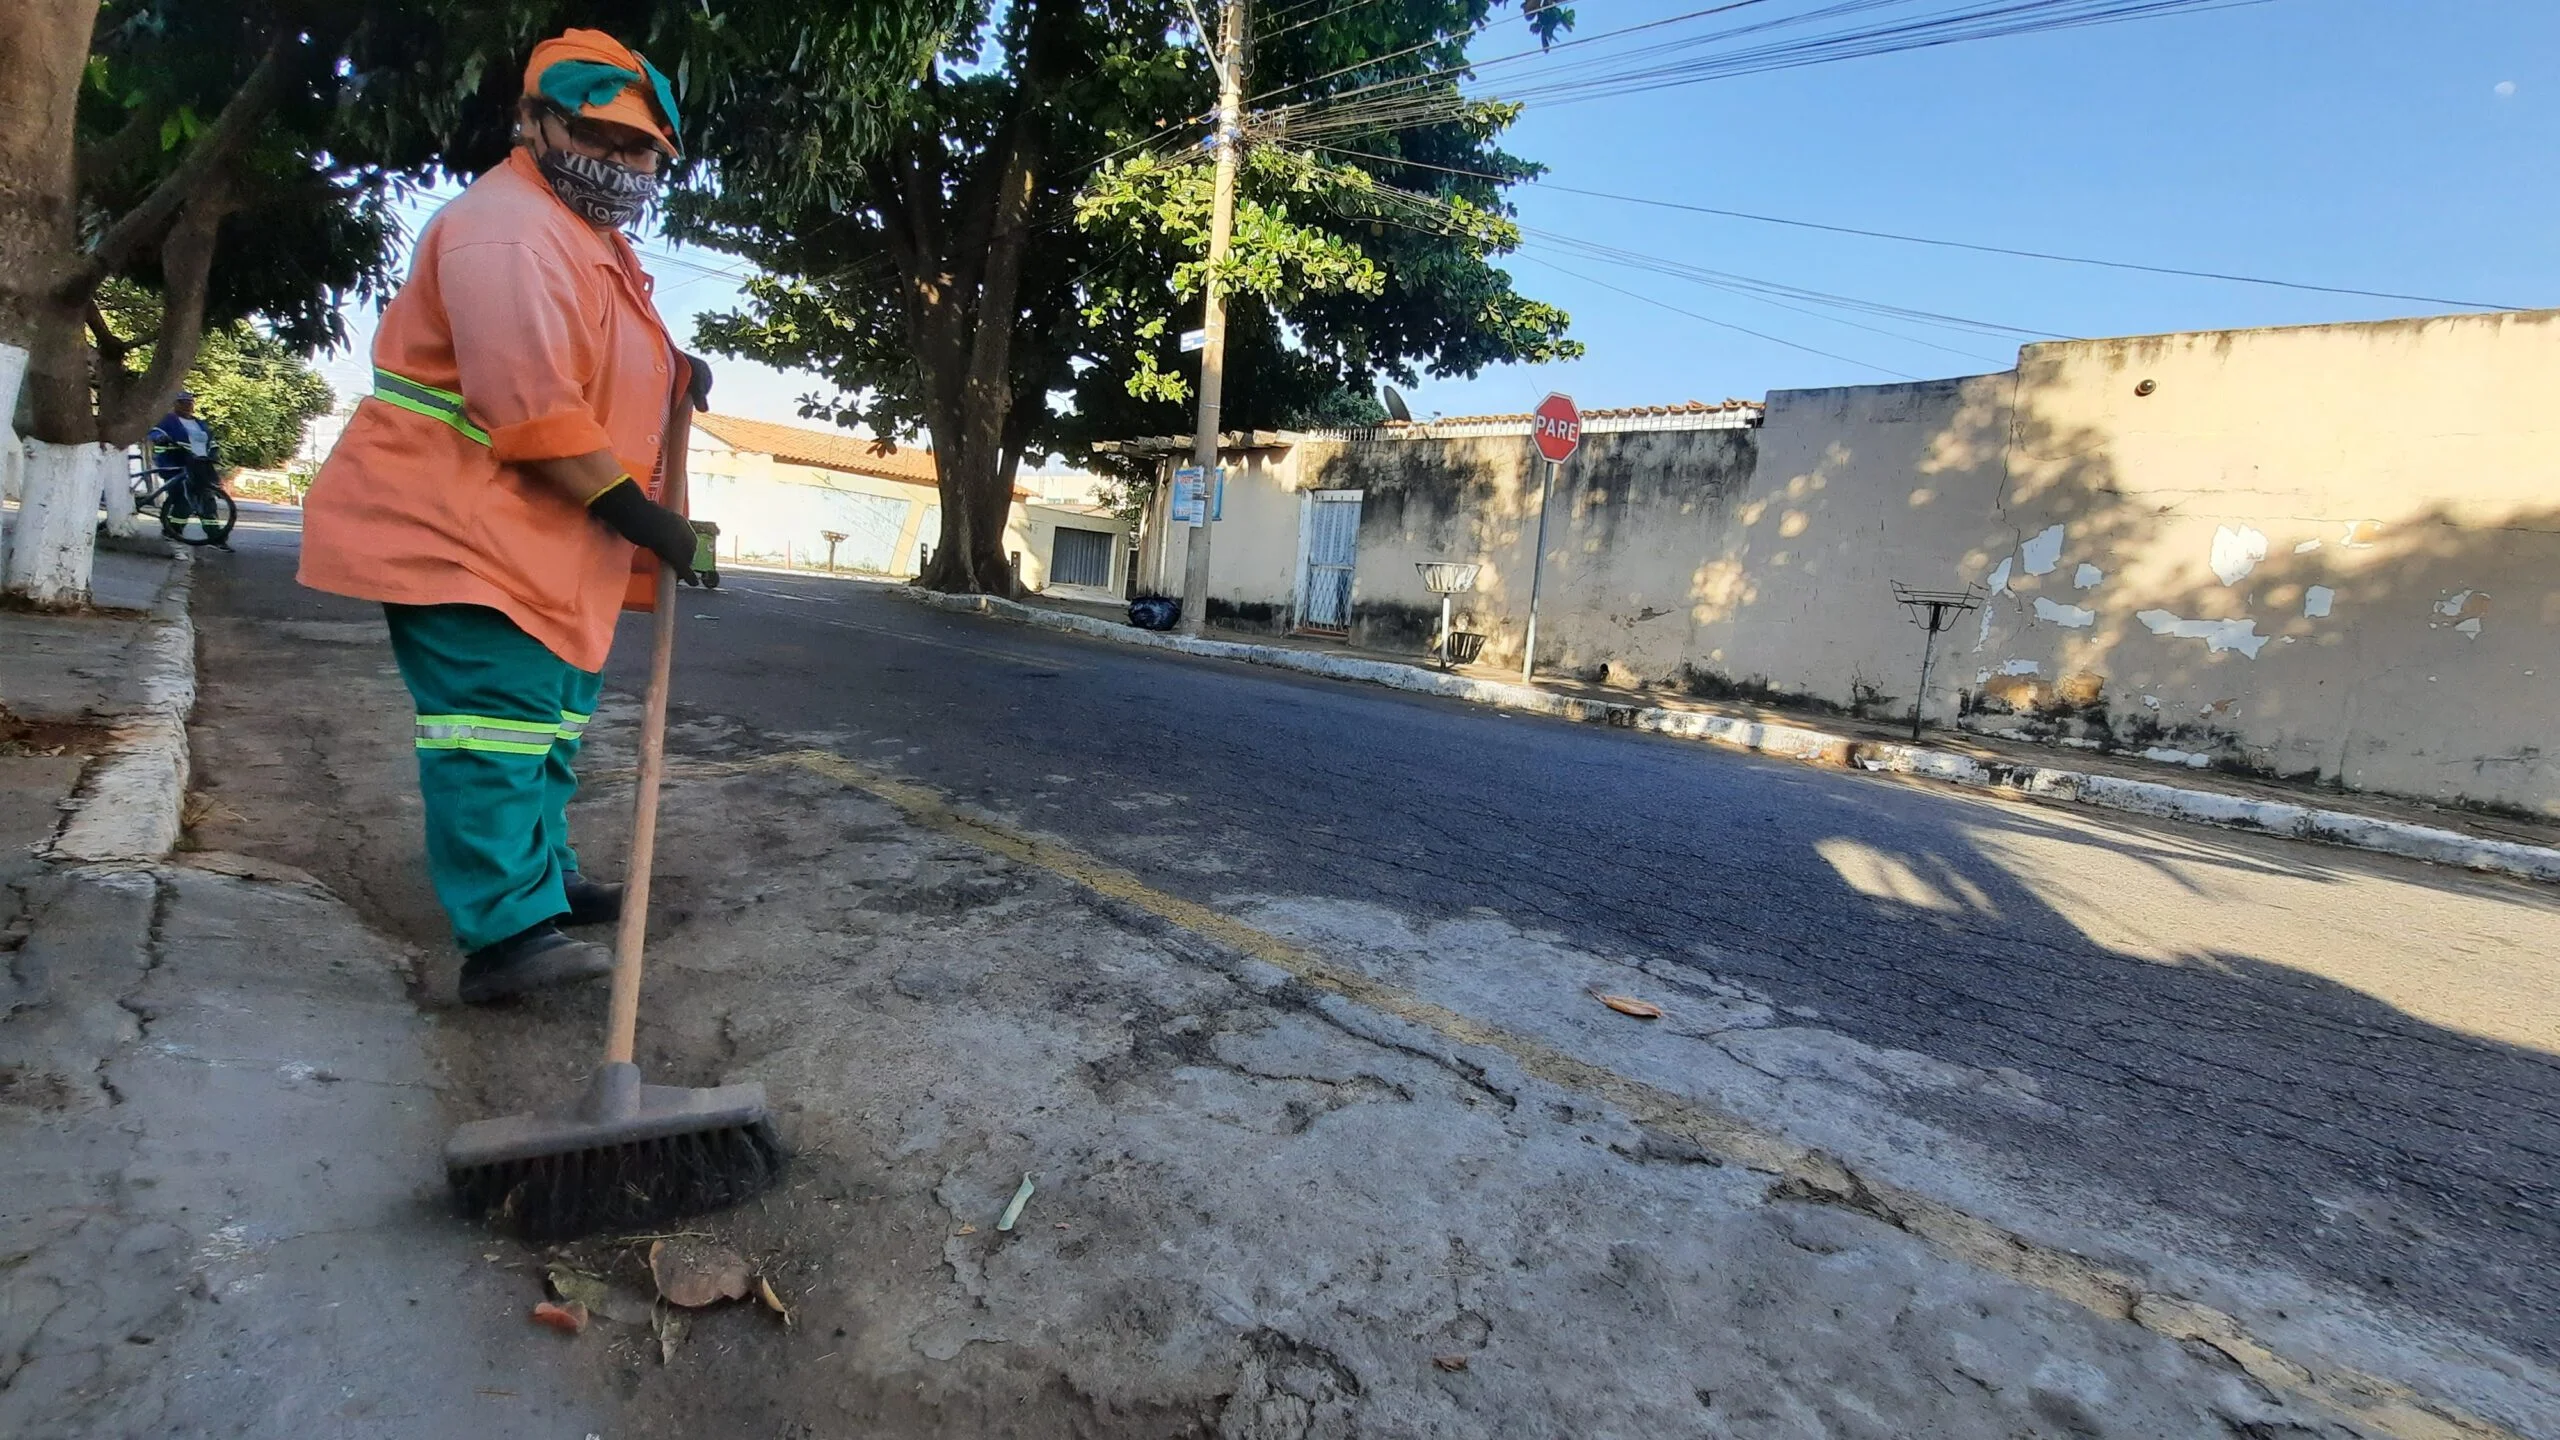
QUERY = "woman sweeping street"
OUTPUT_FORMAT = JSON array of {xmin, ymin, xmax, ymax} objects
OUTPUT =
[{"xmin": 299, "ymin": 29, "xmax": 708, "ymax": 1003}]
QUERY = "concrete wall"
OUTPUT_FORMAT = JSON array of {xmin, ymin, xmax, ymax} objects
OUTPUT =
[
  {"xmin": 1295, "ymin": 427, "xmax": 1761, "ymax": 664},
  {"xmin": 688, "ymin": 435, "xmax": 940, "ymax": 577},
  {"xmin": 1966, "ymin": 310, "xmax": 2560, "ymax": 811},
  {"xmin": 1144, "ymin": 309, "xmax": 2560, "ymax": 817}
]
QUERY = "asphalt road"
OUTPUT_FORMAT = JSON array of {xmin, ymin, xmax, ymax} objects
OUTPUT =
[{"xmin": 207, "ymin": 509, "xmax": 2560, "ymax": 1368}]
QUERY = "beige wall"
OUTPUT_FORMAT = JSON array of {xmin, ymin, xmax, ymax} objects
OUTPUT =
[
  {"xmin": 1011, "ymin": 502, "xmax": 1131, "ymax": 598},
  {"xmin": 1970, "ymin": 310, "xmax": 2560, "ymax": 809},
  {"xmin": 1153, "ymin": 309, "xmax": 2560, "ymax": 817},
  {"xmin": 688, "ymin": 437, "xmax": 938, "ymax": 576}
]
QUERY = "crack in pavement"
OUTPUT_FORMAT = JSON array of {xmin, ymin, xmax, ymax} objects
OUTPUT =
[{"xmin": 759, "ymin": 743, "xmax": 2523, "ymax": 1440}]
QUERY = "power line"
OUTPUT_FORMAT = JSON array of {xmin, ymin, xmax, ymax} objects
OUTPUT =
[
  {"xmin": 1310, "ymin": 145, "xmax": 2523, "ymax": 311},
  {"xmin": 1522, "ymin": 252, "xmax": 1923, "ymax": 377}
]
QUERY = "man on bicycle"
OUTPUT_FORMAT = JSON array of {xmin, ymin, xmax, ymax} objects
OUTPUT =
[{"xmin": 149, "ymin": 392, "xmax": 232, "ymax": 549}]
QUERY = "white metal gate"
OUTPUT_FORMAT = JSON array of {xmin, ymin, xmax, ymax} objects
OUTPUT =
[{"xmin": 1297, "ymin": 490, "xmax": 1362, "ymax": 633}]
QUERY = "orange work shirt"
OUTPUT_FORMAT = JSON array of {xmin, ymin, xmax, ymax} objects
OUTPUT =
[{"xmin": 298, "ymin": 148, "xmax": 680, "ymax": 672}]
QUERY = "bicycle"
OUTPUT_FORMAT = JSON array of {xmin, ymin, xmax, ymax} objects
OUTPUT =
[{"xmin": 134, "ymin": 434, "xmax": 237, "ymax": 549}]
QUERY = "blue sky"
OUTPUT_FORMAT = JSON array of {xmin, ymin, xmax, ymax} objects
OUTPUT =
[{"xmin": 324, "ymin": 0, "xmax": 2554, "ymax": 443}]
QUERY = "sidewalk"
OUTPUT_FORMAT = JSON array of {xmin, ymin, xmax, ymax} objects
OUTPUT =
[
  {"xmin": 912, "ymin": 588, "xmax": 2560, "ymax": 885},
  {"xmin": 0, "ymin": 546, "xmax": 605, "ymax": 1437}
]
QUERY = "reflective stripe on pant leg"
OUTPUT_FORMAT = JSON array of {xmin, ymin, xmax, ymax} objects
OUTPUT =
[
  {"xmin": 382, "ymin": 604, "xmax": 579, "ymax": 951},
  {"xmin": 415, "ymin": 713, "xmax": 560, "ymax": 755}
]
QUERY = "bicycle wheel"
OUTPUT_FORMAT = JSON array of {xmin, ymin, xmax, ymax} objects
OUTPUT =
[
  {"xmin": 166, "ymin": 488, "xmax": 236, "ymax": 547},
  {"xmin": 197, "ymin": 488, "xmax": 238, "ymax": 547},
  {"xmin": 132, "ymin": 474, "xmax": 163, "ymax": 517}
]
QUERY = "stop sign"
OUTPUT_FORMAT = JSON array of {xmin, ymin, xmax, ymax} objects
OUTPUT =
[{"xmin": 1531, "ymin": 392, "xmax": 1582, "ymax": 464}]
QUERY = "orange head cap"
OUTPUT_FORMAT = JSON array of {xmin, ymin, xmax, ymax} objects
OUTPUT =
[{"xmin": 522, "ymin": 29, "xmax": 681, "ymax": 158}]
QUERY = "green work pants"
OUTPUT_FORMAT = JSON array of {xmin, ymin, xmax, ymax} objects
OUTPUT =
[{"xmin": 383, "ymin": 603, "xmax": 604, "ymax": 951}]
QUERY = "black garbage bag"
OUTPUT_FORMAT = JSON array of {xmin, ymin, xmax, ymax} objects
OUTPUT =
[{"xmin": 1127, "ymin": 595, "xmax": 1182, "ymax": 631}]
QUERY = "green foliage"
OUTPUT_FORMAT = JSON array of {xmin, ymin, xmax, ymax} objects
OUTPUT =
[
  {"xmin": 187, "ymin": 326, "xmax": 336, "ymax": 468},
  {"xmin": 685, "ymin": 0, "xmax": 1584, "ymax": 490},
  {"xmin": 95, "ymin": 281, "xmax": 334, "ymax": 468},
  {"xmin": 58, "ymin": 0, "xmax": 956, "ymax": 434}
]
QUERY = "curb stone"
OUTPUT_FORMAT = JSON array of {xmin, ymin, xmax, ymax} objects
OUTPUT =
[
  {"xmin": 902, "ymin": 587, "xmax": 2560, "ymax": 886},
  {"xmin": 50, "ymin": 552, "xmax": 196, "ymax": 863}
]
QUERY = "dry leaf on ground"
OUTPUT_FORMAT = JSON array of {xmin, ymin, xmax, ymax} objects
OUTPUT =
[
  {"xmin": 648, "ymin": 1238, "xmax": 751, "ymax": 1308},
  {"xmin": 531, "ymin": 1301, "xmax": 588, "ymax": 1335},
  {"xmin": 548, "ymin": 1263, "xmax": 657, "ymax": 1325},
  {"xmin": 755, "ymin": 1274, "xmax": 795, "ymax": 1327},
  {"xmin": 1592, "ymin": 991, "xmax": 1664, "ymax": 1019},
  {"xmin": 652, "ymin": 1304, "xmax": 690, "ymax": 1364},
  {"xmin": 1432, "ymin": 1354, "xmax": 1470, "ymax": 1372}
]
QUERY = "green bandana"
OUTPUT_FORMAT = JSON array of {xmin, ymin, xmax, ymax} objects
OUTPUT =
[{"xmin": 535, "ymin": 56, "xmax": 681, "ymax": 137}]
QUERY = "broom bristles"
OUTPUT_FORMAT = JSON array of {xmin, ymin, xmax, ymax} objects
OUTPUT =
[{"xmin": 448, "ymin": 1119, "xmax": 784, "ymax": 1241}]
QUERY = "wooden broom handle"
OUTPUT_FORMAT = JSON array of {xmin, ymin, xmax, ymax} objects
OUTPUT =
[{"xmin": 604, "ymin": 567, "xmax": 678, "ymax": 1066}]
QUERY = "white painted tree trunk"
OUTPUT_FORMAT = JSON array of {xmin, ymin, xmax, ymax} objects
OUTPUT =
[
  {"xmin": 0, "ymin": 342, "xmax": 24, "ymax": 572},
  {"xmin": 97, "ymin": 441, "xmax": 137, "ymax": 537},
  {"xmin": 4, "ymin": 438, "xmax": 106, "ymax": 607}
]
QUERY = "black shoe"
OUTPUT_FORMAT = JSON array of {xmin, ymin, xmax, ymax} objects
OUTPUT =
[
  {"xmin": 458, "ymin": 923, "xmax": 613, "ymax": 1004},
  {"xmin": 561, "ymin": 874, "xmax": 624, "ymax": 927}
]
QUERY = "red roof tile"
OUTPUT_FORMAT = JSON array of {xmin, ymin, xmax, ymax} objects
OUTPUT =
[{"xmin": 694, "ymin": 413, "xmax": 941, "ymax": 486}]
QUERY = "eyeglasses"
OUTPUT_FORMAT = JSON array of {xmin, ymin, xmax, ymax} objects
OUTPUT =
[{"xmin": 537, "ymin": 106, "xmax": 666, "ymax": 167}]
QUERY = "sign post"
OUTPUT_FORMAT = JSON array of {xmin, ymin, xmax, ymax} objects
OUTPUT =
[{"xmin": 1521, "ymin": 392, "xmax": 1582, "ymax": 682}]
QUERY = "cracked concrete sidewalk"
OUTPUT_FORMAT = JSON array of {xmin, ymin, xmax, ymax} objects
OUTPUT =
[{"xmin": 0, "ymin": 551, "xmax": 610, "ymax": 1438}]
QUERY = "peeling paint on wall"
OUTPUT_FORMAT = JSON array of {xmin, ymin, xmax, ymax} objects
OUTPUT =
[
  {"xmin": 2032, "ymin": 597, "xmax": 2097, "ymax": 628},
  {"xmin": 2019, "ymin": 524, "xmax": 2066, "ymax": 576},
  {"xmin": 2136, "ymin": 609, "xmax": 2271, "ymax": 658},
  {"xmin": 2293, "ymin": 539, "xmax": 2322, "ymax": 555},
  {"xmin": 2209, "ymin": 525, "xmax": 2269, "ymax": 586},
  {"xmin": 1985, "ymin": 556, "xmax": 2013, "ymax": 594},
  {"xmin": 2457, "ymin": 617, "xmax": 2484, "ymax": 640},
  {"xmin": 2303, "ymin": 585, "xmax": 2334, "ymax": 618},
  {"xmin": 2433, "ymin": 590, "xmax": 2479, "ymax": 618},
  {"xmin": 1999, "ymin": 659, "xmax": 2042, "ymax": 676},
  {"xmin": 2340, "ymin": 520, "xmax": 2382, "ymax": 549},
  {"xmin": 2073, "ymin": 563, "xmax": 2103, "ymax": 589}
]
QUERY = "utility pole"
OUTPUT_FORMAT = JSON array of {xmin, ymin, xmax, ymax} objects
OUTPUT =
[{"xmin": 1178, "ymin": 0, "xmax": 1247, "ymax": 637}]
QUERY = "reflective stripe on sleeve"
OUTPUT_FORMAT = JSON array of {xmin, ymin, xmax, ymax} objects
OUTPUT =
[
  {"xmin": 557, "ymin": 709, "xmax": 591, "ymax": 739},
  {"xmin": 372, "ymin": 368, "xmax": 492, "ymax": 446}
]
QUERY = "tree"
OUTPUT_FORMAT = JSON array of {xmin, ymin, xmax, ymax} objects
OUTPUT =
[
  {"xmin": 94, "ymin": 279, "xmax": 335, "ymax": 468},
  {"xmin": 686, "ymin": 0, "xmax": 1581, "ymax": 595},
  {"xmin": 0, "ymin": 0, "xmax": 952, "ymax": 604}
]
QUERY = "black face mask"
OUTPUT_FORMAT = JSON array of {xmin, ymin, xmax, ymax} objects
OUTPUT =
[{"xmin": 536, "ymin": 145, "xmax": 660, "ymax": 229}]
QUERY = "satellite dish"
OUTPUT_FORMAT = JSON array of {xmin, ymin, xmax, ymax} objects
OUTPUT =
[{"xmin": 1380, "ymin": 386, "xmax": 1413, "ymax": 423}]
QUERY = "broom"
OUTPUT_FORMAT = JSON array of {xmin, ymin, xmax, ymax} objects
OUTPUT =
[{"xmin": 445, "ymin": 563, "xmax": 783, "ymax": 1240}]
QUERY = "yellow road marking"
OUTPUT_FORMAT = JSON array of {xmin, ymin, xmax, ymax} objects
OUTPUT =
[{"xmin": 722, "ymin": 745, "xmax": 2520, "ymax": 1440}]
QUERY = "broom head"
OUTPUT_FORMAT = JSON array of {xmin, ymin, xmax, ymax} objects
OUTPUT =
[{"xmin": 446, "ymin": 1062, "xmax": 783, "ymax": 1240}]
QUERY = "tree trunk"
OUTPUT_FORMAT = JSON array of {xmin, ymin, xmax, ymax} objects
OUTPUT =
[
  {"xmin": 0, "ymin": 0, "xmax": 96, "ymax": 352},
  {"xmin": 4, "ymin": 440, "xmax": 111, "ymax": 606}
]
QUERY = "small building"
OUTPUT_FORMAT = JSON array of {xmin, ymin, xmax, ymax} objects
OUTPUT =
[{"xmin": 690, "ymin": 412, "xmax": 1130, "ymax": 597}]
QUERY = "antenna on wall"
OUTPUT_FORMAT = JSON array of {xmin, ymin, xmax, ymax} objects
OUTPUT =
[{"xmin": 1380, "ymin": 386, "xmax": 1413, "ymax": 423}]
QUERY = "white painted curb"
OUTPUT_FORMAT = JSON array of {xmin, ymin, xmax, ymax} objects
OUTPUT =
[
  {"xmin": 906, "ymin": 587, "xmax": 2560, "ymax": 886},
  {"xmin": 50, "ymin": 555, "xmax": 197, "ymax": 864}
]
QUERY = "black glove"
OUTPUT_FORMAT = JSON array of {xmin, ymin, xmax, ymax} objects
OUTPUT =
[
  {"xmin": 589, "ymin": 477, "xmax": 701, "ymax": 584},
  {"xmin": 680, "ymin": 352, "xmax": 713, "ymax": 412}
]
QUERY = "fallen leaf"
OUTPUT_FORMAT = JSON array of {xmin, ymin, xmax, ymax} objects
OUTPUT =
[
  {"xmin": 531, "ymin": 1301, "xmax": 588, "ymax": 1335},
  {"xmin": 1433, "ymin": 1354, "xmax": 1469, "ymax": 1372},
  {"xmin": 952, "ymin": 1224, "xmax": 977, "ymax": 1236},
  {"xmin": 1592, "ymin": 992, "xmax": 1664, "ymax": 1019},
  {"xmin": 997, "ymin": 1172, "xmax": 1036, "ymax": 1233},
  {"xmin": 755, "ymin": 1274, "xmax": 795, "ymax": 1328},
  {"xmin": 548, "ymin": 1263, "xmax": 656, "ymax": 1326},
  {"xmin": 652, "ymin": 1304, "xmax": 689, "ymax": 1365},
  {"xmin": 648, "ymin": 1238, "xmax": 751, "ymax": 1308}
]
